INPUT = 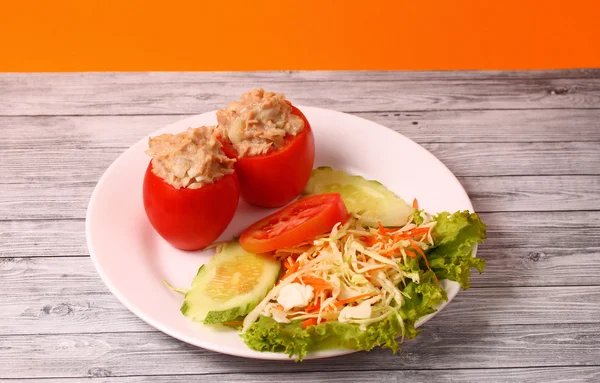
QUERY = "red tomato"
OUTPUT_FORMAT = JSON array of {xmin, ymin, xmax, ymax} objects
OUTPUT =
[
  {"xmin": 239, "ymin": 193, "xmax": 348, "ymax": 254},
  {"xmin": 218, "ymin": 103, "xmax": 315, "ymax": 207},
  {"xmin": 143, "ymin": 162, "xmax": 240, "ymax": 251}
]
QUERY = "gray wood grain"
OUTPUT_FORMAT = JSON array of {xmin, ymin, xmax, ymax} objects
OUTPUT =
[
  {"xmin": 3, "ymin": 212, "xmax": 600, "ymax": 288},
  {"xmin": 2, "ymin": 254, "xmax": 599, "ymax": 335},
  {"xmin": 2, "ymin": 175, "xmax": 597, "ymax": 221},
  {"xmin": 5, "ymin": 210, "xmax": 600, "ymax": 255},
  {"xmin": 0, "ymin": 220, "xmax": 86, "ymax": 257},
  {"xmin": 1, "ymin": 324, "xmax": 599, "ymax": 378},
  {"xmin": 3, "ymin": 367, "xmax": 600, "ymax": 382},
  {"xmin": 1, "ymin": 70, "xmax": 600, "ymax": 381},
  {"xmin": 2, "ymin": 273, "xmax": 598, "ymax": 336},
  {"xmin": 2, "ymin": 69, "xmax": 599, "ymax": 86},
  {"xmin": 462, "ymin": 175, "xmax": 600, "ymax": 212},
  {"xmin": 3, "ymin": 109, "xmax": 600, "ymax": 149},
  {"xmin": 1, "ymin": 72, "xmax": 600, "ymax": 116},
  {"xmin": 3, "ymin": 143, "xmax": 599, "ymax": 184},
  {"xmin": 476, "ymin": 246, "xmax": 600, "ymax": 288},
  {"xmin": 4, "ymin": 214, "xmax": 599, "ymax": 297}
]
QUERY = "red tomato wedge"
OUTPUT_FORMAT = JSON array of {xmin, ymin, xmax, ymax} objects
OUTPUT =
[
  {"xmin": 218, "ymin": 103, "xmax": 315, "ymax": 208},
  {"xmin": 239, "ymin": 193, "xmax": 349, "ymax": 254}
]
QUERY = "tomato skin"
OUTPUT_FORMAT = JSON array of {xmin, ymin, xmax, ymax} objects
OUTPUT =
[
  {"xmin": 219, "ymin": 104, "xmax": 315, "ymax": 208},
  {"xmin": 239, "ymin": 193, "xmax": 349, "ymax": 254},
  {"xmin": 143, "ymin": 162, "xmax": 240, "ymax": 251}
]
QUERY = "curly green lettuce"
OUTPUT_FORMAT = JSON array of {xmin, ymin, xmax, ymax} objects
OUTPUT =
[
  {"xmin": 243, "ymin": 313, "xmax": 403, "ymax": 360},
  {"xmin": 427, "ymin": 210, "xmax": 487, "ymax": 289}
]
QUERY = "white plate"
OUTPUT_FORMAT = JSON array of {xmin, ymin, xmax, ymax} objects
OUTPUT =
[{"xmin": 86, "ymin": 106, "xmax": 475, "ymax": 360}]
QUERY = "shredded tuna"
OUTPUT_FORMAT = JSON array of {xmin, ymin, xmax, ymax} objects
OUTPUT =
[
  {"xmin": 216, "ymin": 88, "xmax": 304, "ymax": 156},
  {"xmin": 146, "ymin": 126, "xmax": 235, "ymax": 189}
]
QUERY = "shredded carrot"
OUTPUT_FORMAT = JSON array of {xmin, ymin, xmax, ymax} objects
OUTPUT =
[
  {"xmin": 301, "ymin": 318, "xmax": 321, "ymax": 328},
  {"xmin": 412, "ymin": 198, "xmax": 419, "ymax": 209},
  {"xmin": 392, "ymin": 228, "xmax": 430, "ymax": 242},
  {"xmin": 283, "ymin": 255, "xmax": 299, "ymax": 270},
  {"xmin": 377, "ymin": 222, "xmax": 400, "ymax": 236},
  {"xmin": 361, "ymin": 236, "xmax": 378, "ymax": 246},
  {"xmin": 409, "ymin": 239, "xmax": 432, "ymax": 272},
  {"xmin": 405, "ymin": 250, "xmax": 417, "ymax": 258},
  {"xmin": 378, "ymin": 221, "xmax": 386, "ymax": 235},
  {"xmin": 334, "ymin": 293, "xmax": 379, "ymax": 306},
  {"xmin": 379, "ymin": 248, "xmax": 398, "ymax": 257},
  {"xmin": 298, "ymin": 276, "xmax": 332, "ymax": 291},
  {"xmin": 306, "ymin": 300, "xmax": 321, "ymax": 313},
  {"xmin": 281, "ymin": 261, "xmax": 299, "ymax": 280},
  {"xmin": 408, "ymin": 227, "xmax": 431, "ymax": 236}
]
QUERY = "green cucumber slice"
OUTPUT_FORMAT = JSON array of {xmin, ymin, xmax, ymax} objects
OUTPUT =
[
  {"xmin": 303, "ymin": 167, "xmax": 414, "ymax": 227},
  {"xmin": 181, "ymin": 240, "xmax": 280, "ymax": 325}
]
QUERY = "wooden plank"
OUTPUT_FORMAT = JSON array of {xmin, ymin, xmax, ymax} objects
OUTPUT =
[
  {"xmin": 0, "ymin": 324, "xmax": 598, "ymax": 378},
  {"xmin": 0, "ymin": 289, "xmax": 153, "ymax": 335},
  {"xmin": 2, "ymin": 143, "xmax": 599, "ymax": 192},
  {"xmin": 368, "ymin": 108, "xmax": 600, "ymax": 143},
  {"xmin": 0, "ymin": 115, "xmax": 179, "ymax": 150},
  {"xmin": 2, "ymin": 175, "xmax": 597, "ymax": 221},
  {"xmin": 2, "ymin": 236, "xmax": 598, "ymax": 290},
  {"xmin": 3, "ymin": 366, "xmax": 600, "ymax": 382},
  {"xmin": 3, "ymin": 211, "xmax": 599, "ymax": 258},
  {"xmin": 462, "ymin": 175, "xmax": 600, "ymax": 212},
  {"xmin": 0, "ymin": 180, "xmax": 94, "ymax": 221},
  {"xmin": 2, "ymin": 69, "xmax": 599, "ymax": 88},
  {"xmin": 426, "ymin": 142, "xmax": 600, "ymax": 176},
  {"xmin": 2, "ymin": 73, "xmax": 600, "ymax": 116},
  {"xmin": 2, "ymin": 143, "xmax": 599, "ymax": 194},
  {"xmin": 2, "ymin": 283, "xmax": 599, "ymax": 336},
  {"xmin": 4, "ymin": 213, "xmax": 600, "ymax": 288},
  {"xmin": 474, "ymin": 246, "xmax": 600, "ymax": 288},
  {"xmin": 0, "ymin": 220, "xmax": 87, "ymax": 258},
  {"xmin": 2, "ymin": 110, "xmax": 600, "ymax": 151},
  {"xmin": 2, "ymin": 255, "xmax": 599, "ymax": 335},
  {"xmin": 2, "ymin": 222, "xmax": 600, "ymax": 291}
]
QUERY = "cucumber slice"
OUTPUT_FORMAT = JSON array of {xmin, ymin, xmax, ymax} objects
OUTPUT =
[
  {"xmin": 303, "ymin": 167, "xmax": 414, "ymax": 227},
  {"xmin": 181, "ymin": 240, "xmax": 280, "ymax": 325}
]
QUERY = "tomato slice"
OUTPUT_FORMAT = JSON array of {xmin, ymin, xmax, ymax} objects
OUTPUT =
[{"xmin": 239, "ymin": 193, "xmax": 349, "ymax": 254}]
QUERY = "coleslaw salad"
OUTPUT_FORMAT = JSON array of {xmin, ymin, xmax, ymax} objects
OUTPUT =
[{"xmin": 236, "ymin": 207, "xmax": 486, "ymax": 359}]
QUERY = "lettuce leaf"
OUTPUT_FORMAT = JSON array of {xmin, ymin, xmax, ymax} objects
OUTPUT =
[
  {"xmin": 400, "ymin": 270, "xmax": 447, "ymax": 331},
  {"xmin": 242, "ymin": 273, "xmax": 446, "ymax": 360},
  {"xmin": 242, "ymin": 210, "xmax": 487, "ymax": 359},
  {"xmin": 408, "ymin": 209, "xmax": 425, "ymax": 225},
  {"xmin": 426, "ymin": 211, "xmax": 487, "ymax": 289},
  {"xmin": 242, "ymin": 313, "xmax": 402, "ymax": 361}
]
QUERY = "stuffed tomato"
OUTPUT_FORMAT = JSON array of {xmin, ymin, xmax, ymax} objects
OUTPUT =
[
  {"xmin": 216, "ymin": 89, "xmax": 315, "ymax": 208},
  {"xmin": 143, "ymin": 127, "xmax": 240, "ymax": 251}
]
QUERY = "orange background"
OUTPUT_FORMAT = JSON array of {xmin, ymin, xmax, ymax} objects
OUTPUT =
[{"xmin": 2, "ymin": 0, "xmax": 599, "ymax": 72}]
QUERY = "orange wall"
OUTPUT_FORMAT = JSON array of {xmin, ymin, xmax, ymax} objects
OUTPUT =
[{"xmin": 2, "ymin": 0, "xmax": 599, "ymax": 71}]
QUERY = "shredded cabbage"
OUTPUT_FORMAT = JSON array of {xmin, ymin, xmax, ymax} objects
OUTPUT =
[{"xmin": 242, "ymin": 212, "xmax": 439, "ymax": 333}]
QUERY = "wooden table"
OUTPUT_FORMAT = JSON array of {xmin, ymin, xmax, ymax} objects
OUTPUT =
[{"xmin": 1, "ymin": 70, "xmax": 599, "ymax": 382}]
